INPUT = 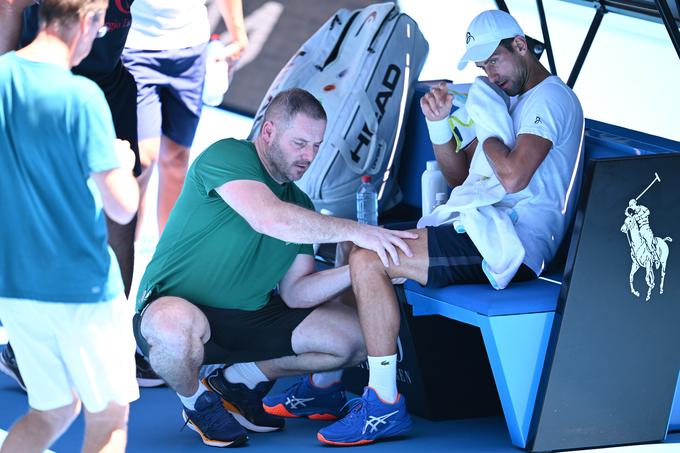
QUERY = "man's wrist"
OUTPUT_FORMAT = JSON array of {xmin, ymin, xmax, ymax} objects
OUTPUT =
[{"xmin": 425, "ymin": 117, "xmax": 453, "ymax": 145}]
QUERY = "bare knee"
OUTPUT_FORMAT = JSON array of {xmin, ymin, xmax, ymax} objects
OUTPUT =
[
  {"xmin": 141, "ymin": 297, "xmax": 210, "ymax": 351},
  {"xmin": 349, "ymin": 247, "xmax": 386, "ymax": 278},
  {"xmin": 31, "ymin": 399, "xmax": 81, "ymax": 434},
  {"xmin": 159, "ymin": 139, "xmax": 190, "ymax": 170},
  {"xmin": 85, "ymin": 402, "xmax": 129, "ymax": 431}
]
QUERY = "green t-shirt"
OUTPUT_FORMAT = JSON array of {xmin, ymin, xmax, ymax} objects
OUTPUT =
[{"xmin": 136, "ymin": 139, "xmax": 314, "ymax": 311}]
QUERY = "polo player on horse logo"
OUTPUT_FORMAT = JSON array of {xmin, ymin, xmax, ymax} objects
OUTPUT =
[{"xmin": 620, "ymin": 173, "xmax": 672, "ymax": 302}]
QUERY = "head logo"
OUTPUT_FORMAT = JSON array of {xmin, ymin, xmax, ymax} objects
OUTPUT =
[
  {"xmin": 620, "ymin": 172, "xmax": 673, "ymax": 302},
  {"xmin": 466, "ymin": 32, "xmax": 475, "ymax": 45}
]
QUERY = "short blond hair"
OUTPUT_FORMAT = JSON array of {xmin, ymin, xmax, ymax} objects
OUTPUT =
[{"xmin": 38, "ymin": 0, "xmax": 108, "ymax": 30}]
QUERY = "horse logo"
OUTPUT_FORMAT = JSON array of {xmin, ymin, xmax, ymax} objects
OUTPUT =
[{"xmin": 620, "ymin": 172, "xmax": 672, "ymax": 301}]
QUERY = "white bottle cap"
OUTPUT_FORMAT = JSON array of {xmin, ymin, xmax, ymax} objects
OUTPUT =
[{"xmin": 426, "ymin": 160, "xmax": 440, "ymax": 171}]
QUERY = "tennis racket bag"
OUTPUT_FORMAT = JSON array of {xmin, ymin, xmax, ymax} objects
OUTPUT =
[{"xmin": 248, "ymin": 2, "xmax": 429, "ymax": 218}]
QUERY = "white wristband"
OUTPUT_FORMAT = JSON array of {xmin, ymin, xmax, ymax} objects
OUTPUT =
[{"xmin": 425, "ymin": 117, "xmax": 453, "ymax": 145}]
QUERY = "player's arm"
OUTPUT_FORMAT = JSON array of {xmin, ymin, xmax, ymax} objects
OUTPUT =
[
  {"xmin": 214, "ymin": 0, "xmax": 248, "ymax": 63},
  {"xmin": 278, "ymin": 254, "xmax": 350, "ymax": 309},
  {"xmin": 216, "ymin": 180, "xmax": 417, "ymax": 267},
  {"xmin": 420, "ymin": 82, "xmax": 473, "ymax": 188},
  {"xmin": 482, "ymin": 133, "xmax": 552, "ymax": 193}
]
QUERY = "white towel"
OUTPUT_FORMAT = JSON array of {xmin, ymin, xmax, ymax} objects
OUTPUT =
[{"xmin": 418, "ymin": 76, "xmax": 525, "ymax": 289}]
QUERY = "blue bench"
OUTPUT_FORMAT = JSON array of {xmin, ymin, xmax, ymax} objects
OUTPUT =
[{"xmin": 394, "ymin": 82, "xmax": 680, "ymax": 448}]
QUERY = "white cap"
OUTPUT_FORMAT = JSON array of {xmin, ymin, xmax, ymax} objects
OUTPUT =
[{"xmin": 457, "ymin": 10, "xmax": 524, "ymax": 70}]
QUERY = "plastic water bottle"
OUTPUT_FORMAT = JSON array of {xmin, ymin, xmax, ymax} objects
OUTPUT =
[
  {"xmin": 202, "ymin": 35, "xmax": 230, "ymax": 106},
  {"xmin": 421, "ymin": 160, "xmax": 448, "ymax": 217},
  {"xmin": 356, "ymin": 175, "xmax": 378, "ymax": 225},
  {"xmin": 433, "ymin": 192, "xmax": 448, "ymax": 211}
]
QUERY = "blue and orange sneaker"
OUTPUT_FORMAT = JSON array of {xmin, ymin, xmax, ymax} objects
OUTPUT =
[
  {"xmin": 317, "ymin": 387, "xmax": 412, "ymax": 446},
  {"xmin": 202, "ymin": 368, "xmax": 285, "ymax": 433},
  {"xmin": 182, "ymin": 391, "xmax": 248, "ymax": 447},
  {"xmin": 262, "ymin": 374, "xmax": 347, "ymax": 420}
]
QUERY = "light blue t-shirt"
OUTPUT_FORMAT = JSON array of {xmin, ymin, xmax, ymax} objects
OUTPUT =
[{"xmin": 0, "ymin": 52, "xmax": 123, "ymax": 303}]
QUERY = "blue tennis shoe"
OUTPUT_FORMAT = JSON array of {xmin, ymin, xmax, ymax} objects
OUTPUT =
[
  {"xmin": 181, "ymin": 391, "xmax": 248, "ymax": 447},
  {"xmin": 317, "ymin": 387, "xmax": 412, "ymax": 446},
  {"xmin": 262, "ymin": 374, "xmax": 346, "ymax": 420}
]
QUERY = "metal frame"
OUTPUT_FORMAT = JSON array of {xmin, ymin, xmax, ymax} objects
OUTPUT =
[{"xmin": 494, "ymin": 0, "xmax": 680, "ymax": 88}]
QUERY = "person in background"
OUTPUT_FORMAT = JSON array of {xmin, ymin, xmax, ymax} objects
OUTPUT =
[
  {"xmin": 122, "ymin": 0, "xmax": 248, "ymax": 236},
  {"xmin": 0, "ymin": 0, "xmax": 140, "ymax": 450}
]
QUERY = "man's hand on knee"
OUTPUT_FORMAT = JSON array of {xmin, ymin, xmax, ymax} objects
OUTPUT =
[{"xmin": 350, "ymin": 225, "xmax": 418, "ymax": 267}]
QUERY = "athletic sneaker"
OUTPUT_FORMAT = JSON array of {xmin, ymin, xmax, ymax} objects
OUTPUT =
[
  {"xmin": 135, "ymin": 352, "xmax": 165, "ymax": 388},
  {"xmin": 263, "ymin": 374, "xmax": 346, "ymax": 420},
  {"xmin": 317, "ymin": 387, "xmax": 412, "ymax": 446},
  {"xmin": 203, "ymin": 368, "xmax": 285, "ymax": 432},
  {"xmin": 182, "ymin": 390, "xmax": 248, "ymax": 447},
  {"xmin": 0, "ymin": 343, "xmax": 26, "ymax": 391}
]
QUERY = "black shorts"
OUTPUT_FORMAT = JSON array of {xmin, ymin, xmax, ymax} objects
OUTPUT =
[
  {"xmin": 133, "ymin": 294, "xmax": 314, "ymax": 365},
  {"xmin": 89, "ymin": 61, "xmax": 142, "ymax": 176},
  {"xmin": 425, "ymin": 224, "xmax": 536, "ymax": 287}
]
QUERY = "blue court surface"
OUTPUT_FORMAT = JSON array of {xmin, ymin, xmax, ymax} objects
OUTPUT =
[
  {"xmin": 1, "ymin": 371, "xmax": 679, "ymax": 452},
  {"xmin": 1, "ymin": 107, "xmax": 679, "ymax": 452}
]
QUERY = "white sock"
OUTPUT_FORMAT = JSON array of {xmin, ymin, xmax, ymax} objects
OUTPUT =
[
  {"xmin": 367, "ymin": 354, "xmax": 398, "ymax": 403},
  {"xmin": 224, "ymin": 362, "xmax": 268, "ymax": 390},
  {"xmin": 310, "ymin": 370, "xmax": 343, "ymax": 388},
  {"xmin": 177, "ymin": 381, "xmax": 208, "ymax": 411}
]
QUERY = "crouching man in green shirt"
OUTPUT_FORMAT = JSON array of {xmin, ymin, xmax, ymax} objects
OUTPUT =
[{"xmin": 134, "ymin": 88, "xmax": 417, "ymax": 447}]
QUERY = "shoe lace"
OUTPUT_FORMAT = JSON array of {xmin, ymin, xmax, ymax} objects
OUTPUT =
[
  {"xmin": 336, "ymin": 396, "xmax": 367, "ymax": 425},
  {"xmin": 182, "ymin": 397, "xmax": 234, "ymax": 433}
]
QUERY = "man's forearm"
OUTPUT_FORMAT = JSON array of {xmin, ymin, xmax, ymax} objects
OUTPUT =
[
  {"xmin": 254, "ymin": 201, "xmax": 359, "ymax": 245},
  {"xmin": 216, "ymin": 0, "xmax": 248, "ymax": 50},
  {"xmin": 282, "ymin": 265, "xmax": 351, "ymax": 309},
  {"xmin": 433, "ymin": 139, "xmax": 470, "ymax": 188},
  {"xmin": 482, "ymin": 136, "xmax": 524, "ymax": 193}
]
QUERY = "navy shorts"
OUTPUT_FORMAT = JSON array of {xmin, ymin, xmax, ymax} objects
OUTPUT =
[
  {"xmin": 425, "ymin": 224, "xmax": 536, "ymax": 287},
  {"xmin": 122, "ymin": 42, "xmax": 208, "ymax": 148},
  {"xmin": 133, "ymin": 294, "xmax": 314, "ymax": 365}
]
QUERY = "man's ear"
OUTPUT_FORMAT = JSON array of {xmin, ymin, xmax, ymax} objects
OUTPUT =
[
  {"xmin": 261, "ymin": 120, "xmax": 275, "ymax": 145},
  {"xmin": 513, "ymin": 36, "xmax": 528, "ymax": 55},
  {"xmin": 80, "ymin": 11, "xmax": 96, "ymax": 37}
]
